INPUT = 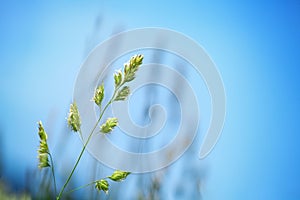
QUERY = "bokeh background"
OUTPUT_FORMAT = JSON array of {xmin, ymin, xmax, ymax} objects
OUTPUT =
[{"xmin": 0, "ymin": 1, "xmax": 299, "ymax": 199}]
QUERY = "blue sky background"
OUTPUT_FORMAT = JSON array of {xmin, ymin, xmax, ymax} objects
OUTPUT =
[{"xmin": 0, "ymin": 1, "xmax": 299, "ymax": 199}]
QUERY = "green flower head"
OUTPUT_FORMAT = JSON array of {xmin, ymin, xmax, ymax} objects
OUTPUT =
[
  {"xmin": 124, "ymin": 54, "xmax": 143, "ymax": 82},
  {"xmin": 114, "ymin": 70, "xmax": 123, "ymax": 88},
  {"xmin": 67, "ymin": 102, "xmax": 81, "ymax": 132},
  {"xmin": 93, "ymin": 83, "xmax": 105, "ymax": 107},
  {"xmin": 100, "ymin": 118, "xmax": 118, "ymax": 134},
  {"xmin": 37, "ymin": 121, "xmax": 50, "ymax": 169},
  {"xmin": 95, "ymin": 179, "xmax": 109, "ymax": 194},
  {"xmin": 108, "ymin": 170, "xmax": 131, "ymax": 182},
  {"xmin": 114, "ymin": 86, "xmax": 130, "ymax": 101}
]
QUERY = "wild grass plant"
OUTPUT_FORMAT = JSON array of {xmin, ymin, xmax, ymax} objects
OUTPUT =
[{"xmin": 37, "ymin": 55, "xmax": 144, "ymax": 199}]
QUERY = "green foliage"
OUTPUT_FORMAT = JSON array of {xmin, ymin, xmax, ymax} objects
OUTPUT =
[
  {"xmin": 67, "ymin": 102, "xmax": 81, "ymax": 132},
  {"xmin": 0, "ymin": 181, "xmax": 31, "ymax": 200}
]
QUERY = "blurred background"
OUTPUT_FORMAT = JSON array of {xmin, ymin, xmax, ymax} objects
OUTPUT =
[{"xmin": 0, "ymin": 0, "xmax": 299, "ymax": 199}]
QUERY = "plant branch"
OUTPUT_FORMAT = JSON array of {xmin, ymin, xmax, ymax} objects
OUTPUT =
[
  {"xmin": 65, "ymin": 181, "xmax": 97, "ymax": 195},
  {"xmin": 56, "ymin": 87, "xmax": 120, "ymax": 200}
]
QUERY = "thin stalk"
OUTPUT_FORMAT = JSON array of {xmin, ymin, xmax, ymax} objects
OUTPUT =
[
  {"xmin": 48, "ymin": 152, "xmax": 57, "ymax": 196},
  {"xmin": 65, "ymin": 181, "xmax": 97, "ymax": 195},
  {"xmin": 66, "ymin": 176, "xmax": 110, "ymax": 195},
  {"xmin": 56, "ymin": 118, "xmax": 100, "ymax": 200},
  {"xmin": 79, "ymin": 129, "xmax": 84, "ymax": 141},
  {"xmin": 56, "ymin": 84, "xmax": 122, "ymax": 200}
]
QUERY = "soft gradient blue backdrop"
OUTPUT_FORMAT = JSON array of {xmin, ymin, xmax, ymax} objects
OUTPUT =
[{"xmin": 0, "ymin": 1, "xmax": 299, "ymax": 199}]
